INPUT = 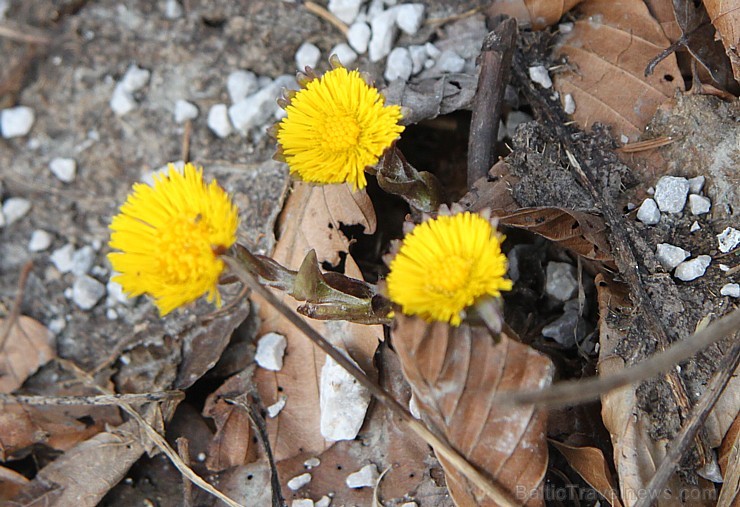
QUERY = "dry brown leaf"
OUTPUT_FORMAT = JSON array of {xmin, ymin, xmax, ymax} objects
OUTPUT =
[
  {"xmin": 702, "ymin": 0, "xmax": 740, "ymax": 82},
  {"xmin": 254, "ymin": 182, "xmax": 383, "ymax": 462},
  {"xmin": 0, "ymin": 316, "xmax": 54, "ymax": 393},
  {"xmin": 550, "ymin": 440, "xmax": 623, "ymax": 507},
  {"xmin": 554, "ymin": 0, "xmax": 684, "ymax": 142},
  {"xmin": 392, "ymin": 315, "xmax": 553, "ymax": 506},
  {"xmin": 0, "ymin": 465, "xmax": 28, "ymax": 501},
  {"xmin": 718, "ymin": 413, "xmax": 740, "ymax": 506},
  {"xmin": 644, "ymin": 0, "xmax": 683, "ymax": 41},
  {"xmin": 487, "ymin": 0, "xmax": 584, "ymax": 30}
]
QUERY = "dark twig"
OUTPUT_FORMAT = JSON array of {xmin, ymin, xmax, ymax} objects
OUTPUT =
[
  {"xmin": 467, "ymin": 17, "xmax": 517, "ymax": 186},
  {"xmin": 634, "ymin": 338, "xmax": 740, "ymax": 507},
  {"xmin": 0, "ymin": 391, "xmax": 184, "ymax": 406},
  {"xmin": 176, "ymin": 438, "xmax": 194, "ymax": 507},
  {"xmin": 0, "ymin": 261, "xmax": 33, "ymax": 353}
]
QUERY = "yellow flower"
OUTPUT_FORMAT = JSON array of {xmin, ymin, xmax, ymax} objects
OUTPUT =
[
  {"xmin": 108, "ymin": 163, "xmax": 239, "ymax": 315},
  {"xmin": 276, "ymin": 64, "xmax": 404, "ymax": 190},
  {"xmin": 386, "ymin": 212, "xmax": 512, "ymax": 326}
]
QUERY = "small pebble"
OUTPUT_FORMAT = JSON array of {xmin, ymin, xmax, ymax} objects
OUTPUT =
[
  {"xmin": 28, "ymin": 230, "xmax": 53, "ymax": 252},
  {"xmin": 434, "ymin": 50, "xmax": 465, "ymax": 73},
  {"xmin": 654, "ymin": 176, "xmax": 689, "ymax": 213},
  {"xmin": 316, "ymin": 497, "xmax": 331, "ymax": 507},
  {"xmin": 690, "ymin": 221, "xmax": 701, "ymax": 232},
  {"xmin": 688, "ymin": 175, "xmax": 705, "ymax": 194},
  {"xmin": 320, "ymin": 354, "xmax": 371, "ymax": 441},
  {"xmin": 50, "ymin": 243, "xmax": 75, "ymax": 273},
  {"xmin": 174, "ymin": 100, "xmax": 199, "ymax": 123},
  {"xmin": 369, "ymin": 8, "xmax": 398, "ymax": 62},
  {"xmin": 395, "ymin": 3, "xmax": 425, "ymax": 35},
  {"xmin": 636, "ymin": 198, "xmax": 660, "ymax": 225},
  {"xmin": 1, "ymin": 106, "xmax": 35, "ymax": 138},
  {"xmin": 385, "ymin": 47, "xmax": 413, "ymax": 81},
  {"xmin": 72, "ymin": 275, "xmax": 106, "ymax": 310},
  {"xmin": 48, "ymin": 317, "xmax": 66, "ymax": 335},
  {"xmin": 545, "ymin": 262, "xmax": 578, "ymax": 302},
  {"xmin": 304, "ymin": 457, "xmax": 321, "ymax": 468},
  {"xmin": 106, "ymin": 308, "xmax": 118, "ymax": 320},
  {"xmin": 347, "ymin": 22, "xmax": 371, "ymax": 54},
  {"xmin": 292, "ymin": 500, "xmax": 314, "ymax": 507},
  {"xmin": 255, "ymin": 332, "xmax": 287, "ymax": 371},
  {"xmin": 346, "ymin": 464, "xmax": 379, "ymax": 489},
  {"xmin": 542, "ymin": 310, "xmax": 587, "ymax": 348},
  {"xmin": 620, "ymin": 134, "xmax": 630, "ymax": 144},
  {"xmin": 2, "ymin": 197, "xmax": 31, "ymax": 225},
  {"xmin": 295, "ymin": 42, "xmax": 321, "ymax": 71},
  {"xmin": 110, "ymin": 85, "xmax": 137, "ymax": 116},
  {"xmin": 329, "ymin": 0, "xmax": 362, "ymax": 24},
  {"xmin": 119, "ymin": 64, "xmax": 150, "ymax": 93},
  {"xmin": 528, "ymin": 65, "xmax": 552, "ymax": 88},
  {"xmin": 106, "ymin": 278, "xmax": 133, "ymax": 306},
  {"xmin": 719, "ymin": 264, "xmax": 730, "ymax": 272},
  {"xmin": 717, "ymin": 227, "xmax": 740, "ymax": 253},
  {"xmin": 227, "ymin": 70, "xmax": 259, "ymax": 103},
  {"xmin": 266, "ymin": 396, "xmax": 287, "ymax": 418},
  {"xmin": 207, "ymin": 104, "xmax": 232, "ymax": 138},
  {"xmin": 409, "ymin": 393, "xmax": 421, "ymax": 419},
  {"xmin": 688, "ymin": 194, "xmax": 711, "ymax": 215},
  {"xmin": 559, "ymin": 22, "xmax": 574, "ymax": 33},
  {"xmin": 408, "ymin": 45, "xmax": 427, "ymax": 74},
  {"xmin": 164, "ymin": 0, "xmax": 183, "ymax": 19},
  {"xmin": 72, "ymin": 246, "xmax": 96, "ymax": 276},
  {"xmin": 424, "ymin": 42, "xmax": 441, "ymax": 59},
  {"xmin": 563, "ymin": 93, "xmax": 576, "ymax": 114},
  {"xmin": 330, "ymin": 43, "xmax": 357, "ymax": 65},
  {"xmin": 287, "ymin": 472, "xmax": 312, "ymax": 491},
  {"xmin": 0, "ymin": 209, "xmax": 5, "ymax": 228},
  {"xmin": 674, "ymin": 255, "xmax": 711, "ymax": 282},
  {"xmin": 49, "ymin": 157, "xmax": 77, "ymax": 183},
  {"xmin": 720, "ymin": 283, "xmax": 739, "ymax": 298},
  {"xmin": 656, "ymin": 243, "xmax": 690, "ymax": 270},
  {"xmin": 647, "ymin": 186, "xmax": 655, "ymax": 195}
]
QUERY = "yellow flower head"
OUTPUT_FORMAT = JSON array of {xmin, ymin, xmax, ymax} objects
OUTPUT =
[
  {"xmin": 108, "ymin": 163, "xmax": 239, "ymax": 315},
  {"xmin": 386, "ymin": 212, "xmax": 513, "ymax": 326},
  {"xmin": 276, "ymin": 63, "xmax": 404, "ymax": 190}
]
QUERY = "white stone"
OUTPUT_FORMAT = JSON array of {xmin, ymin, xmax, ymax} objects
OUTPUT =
[
  {"xmin": 688, "ymin": 175, "xmax": 705, "ymax": 194},
  {"xmin": 110, "ymin": 84, "xmax": 137, "ymax": 116},
  {"xmin": 292, "ymin": 500, "xmax": 314, "ymax": 507},
  {"xmin": 347, "ymin": 22, "xmax": 371, "ymax": 54},
  {"xmin": 408, "ymin": 393, "xmax": 421, "ymax": 419},
  {"xmin": 330, "ymin": 43, "xmax": 357, "ymax": 66},
  {"xmin": 546, "ymin": 262, "xmax": 578, "ymax": 302},
  {"xmin": 385, "ymin": 47, "xmax": 413, "ymax": 81},
  {"xmin": 255, "ymin": 332, "xmax": 287, "ymax": 371},
  {"xmin": 424, "ymin": 42, "xmax": 441, "ymax": 59},
  {"xmin": 328, "ymin": 0, "xmax": 362, "ymax": 24},
  {"xmin": 688, "ymin": 194, "xmax": 711, "ymax": 215},
  {"xmin": 690, "ymin": 221, "xmax": 701, "ymax": 232},
  {"xmin": 636, "ymin": 198, "xmax": 660, "ymax": 225},
  {"xmin": 207, "ymin": 104, "xmax": 232, "ymax": 138},
  {"xmin": 719, "ymin": 264, "xmax": 730, "ymax": 272},
  {"xmin": 287, "ymin": 472, "xmax": 312, "ymax": 491},
  {"xmin": 266, "ymin": 396, "xmax": 287, "ymax": 418},
  {"xmin": 656, "ymin": 243, "xmax": 690, "ymax": 270},
  {"xmin": 228, "ymin": 75, "xmax": 296, "ymax": 135},
  {"xmin": 654, "ymin": 176, "xmax": 690, "ymax": 213},
  {"xmin": 106, "ymin": 308, "xmax": 118, "ymax": 320},
  {"xmin": 408, "ymin": 45, "xmax": 427, "ymax": 74},
  {"xmin": 72, "ymin": 275, "xmax": 106, "ymax": 310},
  {"xmin": 717, "ymin": 227, "xmax": 740, "ymax": 253},
  {"xmin": 529, "ymin": 65, "xmax": 552, "ymax": 88},
  {"xmin": 315, "ymin": 496, "xmax": 331, "ymax": 507},
  {"xmin": 401, "ymin": 503, "xmax": 418, "ymax": 507},
  {"xmin": 304, "ymin": 457, "xmax": 321, "ymax": 468},
  {"xmin": 674, "ymin": 255, "xmax": 711, "ymax": 282},
  {"xmin": 227, "ymin": 70, "xmax": 259, "ymax": 103},
  {"xmin": 106, "ymin": 279, "xmax": 132, "ymax": 306},
  {"xmin": 2, "ymin": 197, "xmax": 31, "ymax": 225},
  {"xmin": 295, "ymin": 42, "xmax": 321, "ymax": 71},
  {"xmin": 346, "ymin": 464, "xmax": 379, "ymax": 488},
  {"xmin": 119, "ymin": 64, "xmax": 150, "ymax": 93},
  {"xmin": 559, "ymin": 22, "xmax": 574, "ymax": 33},
  {"xmin": 1, "ymin": 106, "xmax": 35, "ymax": 138},
  {"xmin": 164, "ymin": 0, "xmax": 183, "ymax": 19},
  {"xmin": 174, "ymin": 100, "xmax": 199, "ymax": 123},
  {"xmin": 395, "ymin": 3, "xmax": 424, "ymax": 35},
  {"xmin": 647, "ymin": 186, "xmax": 655, "ymax": 195},
  {"xmin": 71, "ymin": 245, "xmax": 96, "ymax": 276},
  {"xmin": 542, "ymin": 310, "xmax": 586, "ymax": 347},
  {"xmin": 620, "ymin": 134, "xmax": 630, "ymax": 144},
  {"xmin": 29, "ymin": 230, "xmax": 52, "ymax": 252},
  {"xmin": 564, "ymin": 94, "xmax": 576, "ymax": 114},
  {"xmin": 50, "ymin": 243, "xmax": 75, "ymax": 273},
  {"xmin": 369, "ymin": 8, "xmax": 398, "ymax": 62},
  {"xmin": 720, "ymin": 283, "xmax": 739, "ymax": 298},
  {"xmin": 320, "ymin": 354, "xmax": 371, "ymax": 441},
  {"xmin": 435, "ymin": 50, "xmax": 465, "ymax": 73},
  {"xmin": 0, "ymin": 0, "xmax": 8, "ymax": 20},
  {"xmin": 48, "ymin": 317, "xmax": 66, "ymax": 335},
  {"xmin": 49, "ymin": 157, "xmax": 77, "ymax": 183}
]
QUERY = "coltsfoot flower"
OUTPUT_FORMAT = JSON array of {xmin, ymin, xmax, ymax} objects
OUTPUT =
[
  {"xmin": 386, "ymin": 211, "xmax": 513, "ymax": 326},
  {"xmin": 276, "ymin": 61, "xmax": 404, "ymax": 190},
  {"xmin": 108, "ymin": 163, "xmax": 239, "ymax": 315}
]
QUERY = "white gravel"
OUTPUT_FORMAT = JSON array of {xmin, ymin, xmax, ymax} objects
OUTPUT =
[
  {"xmin": 2, "ymin": 197, "xmax": 31, "ymax": 225},
  {"xmin": 369, "ymin": 8, "xmax": 398, "ymax": 62},
  {"xmin": 564, "ymin": 93, "xmax": 576, "ymax": 114},
  {"xmin": 346, "ymin": 464, "xmax": 379, "ymax": 488},
  {"xmin": 688, "ymin": 194, "xmax": 711, "ymax": 215},
  {"xmin": 395, "ymin": 3, "xmax": 424, "ymax": 35},
  {"xmin": 227, "ymin": 70, "xmax": 259, "ymax": 103},
  {"xmin": 720, "ymin": 283, "xmax": 739, "ymax": 298},
  {"xmin": 717, "ymin": 227, "xmax": 740, "ymax": 253},
  {"xmin": 690, "ymin": 221, "xmax": 701, "ymax": 232},
  {"xmin": 636, "ymin": 198, "xmax": 660, "ymax": 225},
  {"xmin": 545, "ymin": 262, "xmax": 578, "ymax": 302},
  {"xmin": 1, "ymin": 106, "xmax": 35, "ymax": 138},
  {"xmin": 174, "ymin": 100, "xmax": 199, "ymax": 123},
  {"xmin": 119, "ymin": 64, "xmax": 150, "ymax": 93},
  {"xmin": 385, "ymin": 47, "xmax": 413, "ymax": 81},
  {"xmin": 110, "ymin": 85, "xmax": 137, "ymax": 116},
  {"xmin": 688, "ymin": 175, "xmax": 705, "ymax": 194},
  {"xmin": 529, "ymin": 65, "xmax": 552, "ymax": 88},
  {"xmin": 656, "ymin": 243, "xmax": 690, "ymax": 270},
  {"xmin": 266, "ymin": 396, "xmax": 287, "ymax": 418},
  {"xmin": 347, "ymin": 22, "xmax": 371, "ymax": 54},
  {"xmin": 331, "ymin": 42, "xmax": 357, "ymax": 65},
  {"xmin": 295, "ymin": 42, "xmax": 321, "ymax": 71},
  {"xmin": 654, "ymin": 176, "xmax": 689, "ymax": 213},
  {"xmin": 49, "ymin": 157, "xmax": 77, "ymax": 183},
  {"xmin": 674, "ymin": 255, "xmax": 711, "ymax": 281},
  {"xmin": 207, "ymin": 104, "xmax": 232, "ymax": 138},
  {"xmin": 255, "ymin": 332, "xmax": 287, "ymax": 371},
  {"xmin": 329, "ymin": 0, "xmax": 362, "ymax": 24},
  {"xmin": 50, "ymin": 243, "xmax": 75, "ymax": 273},
  {"xmin": 287, "ymin": 472, "xmax": 312, "ymax": 491},
  {"xmin": 28, "ymin": 230, "xmax": 53, "ymax": 252},
  {"xmin": 435, "ymin": 50, "xmax": 465, "ymax": 73},
  {"xmin": 72, "ymin": 275, "xmax": 106, "ymax": 310},
  {"xmin": 320, "ymin": 354, "xmax": 371, "ymax": 441},
  {"xmin": 71, "ymin": 245, "xmax": 96, "ymax": 276}
]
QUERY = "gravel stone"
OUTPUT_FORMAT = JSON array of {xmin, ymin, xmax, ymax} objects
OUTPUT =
[
  {"xmin": 227, "ymin": 70, "xmax": 259, "ymax": 103},
  {"xmin": 546, "ymin": 262, "xmax": 579, "ymax": 302},
  {"xmin": 369, "ymin": 8, "xmax": 398, "ymax": 62},
  {"xmin": 2, "ymin": 197, "xmax": 31, "ymax": 225},
  {"xmin": 717, "ymin": 227, "xmax": 740, "ymax": 253},
  {"xmin": 164, "ymin": 0, "xmax": 183, "ymax": 19},
  {"xmin": 385, "ymin": 47, "xmax": 413, "ymax": 81},
  {"xmin": 674, "ymin": 255, "xmax": 711, "ymax": 281},
  {"xmin": 564, "ymin": 93, "xmax": 576, "ymax": 114},
  {"xmin": 690, "ymin": 221, "xmax": 701, "ymax": 232},
  {"xmin": 292, "ymin": 500, "xmax": 314, "ymax": 507},
  {"xmin": 424, "ymin": 42, "xmax": 441, "ymax": 59},
  {"xmin": 528, "ymin": 65, "xmax": 552, "ymax": 88},
  {"xmin": 559, "ymin": 22, "xmax": 574, "ymax": 33},
  {"xmin": 409, "ymin": 393, "xmax": 421, "ymax": 419},
  {"xmin": 71, "ymin": 246, "xmax": 96, "ymax": 276},
  {"xmin": 174, "ymin": 100, "xmax": 199, "ymax": 123},
  {"xmin": 328, "ymin": 0, "xmax": 362, "ymax": 24},
  {"xmin": 255, "ymin": 332, "xmax": 287, "ymax": 371},
  {"xmin": 49, "ymin": 157, "xmax": 77, "ymax": 183},
  {"xmin": 287, "ymin": 472, "xmax": 312, "ymax": 491},
  {"xmin": 229, "ymin": 78, "xmax": 289, "ymax": 135},
  {"xmin": 110, "ymin": 85, "xmax": 137, "ymax": 116},
  {"xmin": 50, "ymin": 243, "xmax": 75, "ymax": 273},
  {"xmin": 435, "ymin": 50, "xmax": 465, "ymax": 73},
  {"xmin": 106, "ymin": 279, "xmax": 132, "ymax": 306},
  {"xmin": 656, "ymin": 243, "xmax": 690, "ymax": 270},
  {"xmin": 636, "ymin": 198, "xmax": 660, "ymax": 225},
  {"xmin": 72, "ymin": 275, "xmax": 106, "ymax": 310},
  {"xmin": 654, "ymin": 176, "xmax": 690, "ymax": 213},
  {"xmin": 315, "ymin": 496, "xmax": 331, "ymax": 507},
  {"xmin": 688, "ymin": 194, "xmax": 711, "ymax": 215},
  {"xmin": 330, "ymin": 42, "xmax": 357, "ymax": 65},
  {"xmin": 320, "ymin": 354, "xmax": 371, "ymax": 441},
  {"xmin": 395, "ymin": 3, "xmax": 424, "ymax": 35},
  {"xmin": 119, "ymin": 64, "xmax": 150, "ymax": 93},
  {"xmin": 1, "ymin": 106, "xmax": 35, "ymax": 138},
  {"xmin": 207, "ymin": 104, "xmax": 232, "ymax": 138},
  {"xmin": 688, "ymin": 175, "xmax": 705, "ymax": 194},
  {"xmin": 266, "ymin": 396, "xmax": 287, "ymax": 418},
  {"xmin": 347, "ymin": 22, "xmax": 371, "ymax": 54},
  {"xmin": 346, "ymin": 464, "xmax": 379, "ymax": 488},
  {"xmin": 720, "ymin": 283, "xmax": 739, "ymax": 298},
  {"xmin": 304, "ymin": 457, "xmax": 321, "ymax": 468},
  {"xmin": 408, "ymin": 44, "xmax": 427, "ymax": 74},
  {"xmin": 295, "ymin": 42, "xmax": 321, "ymax": 71},
  {"xmin": 28, "ymin": 230, "xmax": 53, "ymax": 252},
  {"xmin": 542, "ymin": 310, "xmax": 587, "ymax": 347}
]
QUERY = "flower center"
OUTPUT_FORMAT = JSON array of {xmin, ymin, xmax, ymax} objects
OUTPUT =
[
  {"xmin": 427, "ymin": 256, "xmax": 474, "ymax": 297},
  {"xmin": 157, "ymin": 214, "xmax": 219, "ymax": 285},
  {"xmin": 319, "ymin": 112, "xmax": 361, "ymax": 152}
]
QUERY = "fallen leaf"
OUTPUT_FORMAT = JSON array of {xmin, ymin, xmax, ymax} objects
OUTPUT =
[
  {"xmin": 550, "ymin": 440, "xmax": 623, "ymax": 507},
  {"xmin": 699, "ymin": 0, "xmax": 740, "ymax": 83},
  {"xmin": 718, "ymin": 413, "xmax": 740, "ymax": 506},
  {"xmin": 0, "ymin": 465, "xmax": 28, "ymax": 501},
  {"xmin": 253, "ymin": 182, "xmax": 383, "ymax": 461},
  {"xmin": 0, "ymin": 316, "xmax": 54, "ymax": 393},
  {"xmin": 644, "ymin": 0, "xmax": 683, "ymax": 42},
  {"xmin": 487, "ymin": 0, "xmax": 584, "ymax": 30},
  {"xmin": 553, "ymin": 0, "xmax": 684, "ymax": 142},
  {"xmin": 392, "ymin": 315, "xmax": 553, "ymax": 506}
]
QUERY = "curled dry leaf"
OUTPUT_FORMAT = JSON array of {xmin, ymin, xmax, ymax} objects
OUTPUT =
[
  {"xmin": 487, "ymin": 0, "xmax": 584, "ymax": 30},
  {"xmin": 0, "ymin": 465, "xmax": 28, "ymax": 502},
  {"xmin": 550, "ymin": 440, "xmax": 623, "ymax": 507},
  {"xmin": 717, "ymin": 413, "xmax": 740, "ymax": 506},
  {"xmin": 553, "ymin": 0, "xmax": 684, "ymax": 142},
  {"xmin": 702, "ymin": 0, "xmax": 740, "ymax": 82},
  {"xmin": 392, "ymin": 315, "xmax": 553, "ymax": 506},
  {"xmin": 0, "ymin": 316, "xmax": 54, "ymax": 393}
]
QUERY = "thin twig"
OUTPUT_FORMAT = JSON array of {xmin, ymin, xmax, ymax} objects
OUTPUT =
[
  {"xmin": 181, "ymin": 119, "xmax": 192, "ymax": 163},
  {"xmin": 222, "ymin": 254, "xmax": 520, "ymax": 507},
  {"xmin": 304, "ymin": 1, "xmax": 349, "ymax": 36},
  {"xmin": 0, "ymin": 391, "xmax": 184, "ymax": 406},
  {"xmin": 176, "ymin": 438, "xmax": 194, "ymax": 507},
  {"xmin": 426, "ymin": 6, "xmax": 483, "ymax": 26},
  {"xmin": 498, "ymin": 307, "xmax": 740, "ymax": 407},
  {"xmin": 634, "ymin": 338, "xmax": 740, "ymax": 507},
  {"xmin": 0, "ymin": 261, "xmax": 33, "ymax": 353},
  {"xmin": 0, "ymin": 21, "xmax": 52, "ymax": 45}
]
